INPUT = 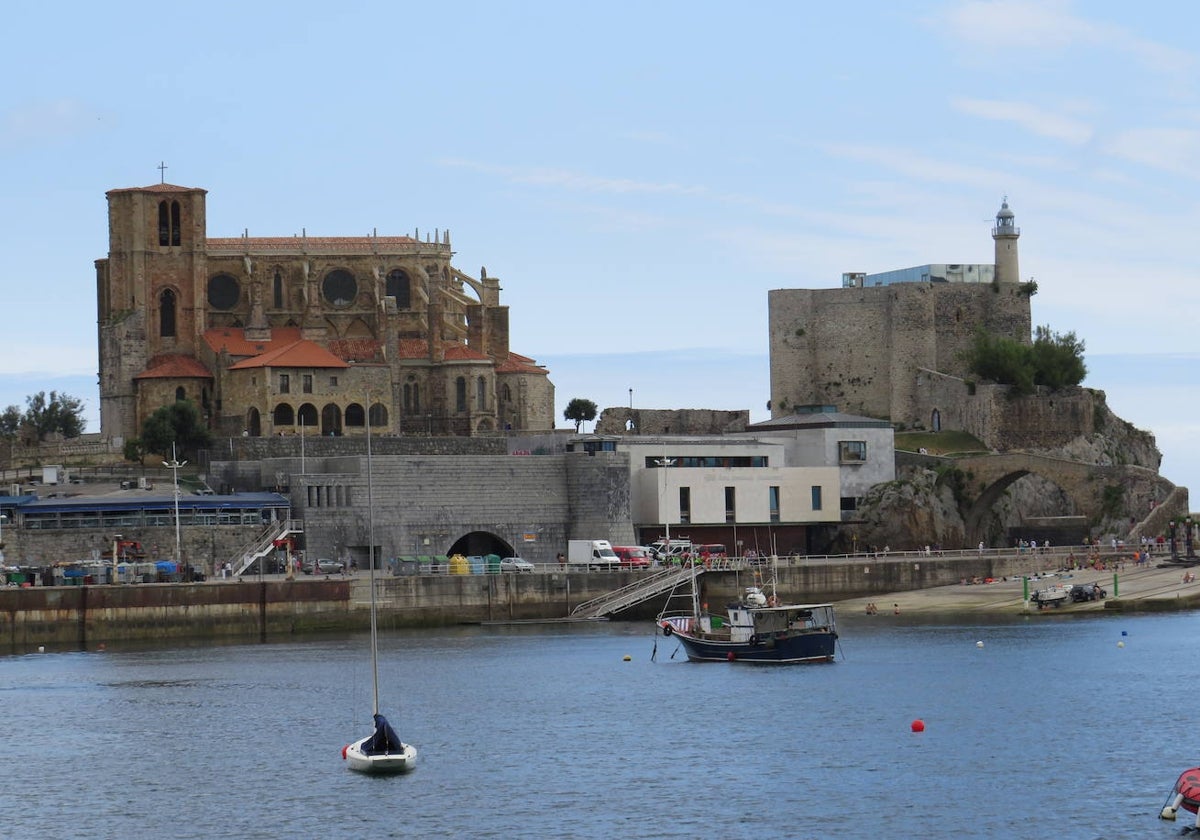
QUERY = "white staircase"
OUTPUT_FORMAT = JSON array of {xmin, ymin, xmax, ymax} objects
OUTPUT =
[
  {"xmin": 570, "ymin": 566, "xmax": 704, "ymax": 619},
  {"xmin": 233, "ymin": 519, "xmax": 304, "ymax": 576}
]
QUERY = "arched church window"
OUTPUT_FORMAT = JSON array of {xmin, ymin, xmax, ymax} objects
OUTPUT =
[
  {"xmin": 159, "ymin": 289, "xmax": 177, "ymax": 337},
  {"xmin": 208, "ymin": 274, "xmax": 240, "ymax": 310},
  {"xmin": 322, "ymin": 269, "xmax": 357, "ymax": 307},
  {"xmin": 175, "ymin": 386, "xmax": 186, "ymax": 402},
  {"xmin": 158, "ymin": 201, "xmax": 170, "ymax": 246},
  {"xmin": 456, "ymin": 377, "xmax": 467, "ymax": 413},
  {"xmin": 386, "ymin": 270, "xmax": 411, "ymax": 308},
  {"xmin": 476, "ymin": 376, "xmax": 486, "ymax": 409},
  {"xmin": 171, "ymin": 200, "xmax": 181, "ymax": 246},
  {"xmin": 273, "ymin": 270, "xmax": 284, "ymax": 308},
  {"xmin": 502, "ymin": 384, "xmax": 512, "ymax": 402}
]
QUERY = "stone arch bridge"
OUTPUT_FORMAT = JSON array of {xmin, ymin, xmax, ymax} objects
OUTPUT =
[{"xmin": 936, "ymin": 452, "xmax": 1178, "ymax": 543}]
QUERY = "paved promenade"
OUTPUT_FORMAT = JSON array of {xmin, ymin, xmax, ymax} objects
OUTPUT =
[{"xmin": 837, "ymin": 560, "xmax": 1200, "ymax": 616}]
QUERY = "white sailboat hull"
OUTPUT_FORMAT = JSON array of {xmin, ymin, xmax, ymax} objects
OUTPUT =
[{"xmin": 344, "ymin": 735, "xmax": 418, "ymax": 774}]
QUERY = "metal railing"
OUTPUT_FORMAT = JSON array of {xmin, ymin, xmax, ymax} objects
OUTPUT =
[
  {"xmin": 232, "ymin": 519, "xmax": 303, "ymax": 576},
  {"xmin": 569, "ymin": 566, "xmax": 702, "ymax": 619}
]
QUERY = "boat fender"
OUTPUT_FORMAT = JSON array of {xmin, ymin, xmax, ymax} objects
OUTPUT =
[
  {"xmin": 341, "ymin": 745, "xmax": 349, "ymax": 760},
  {"xmin": 662, "ymin": 624, "xmax": 673, "ymax": 637}
]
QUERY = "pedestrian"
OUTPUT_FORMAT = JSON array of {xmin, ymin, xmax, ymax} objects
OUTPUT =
[
  {"xmin": 893, "ymin": 603, "xmax": 900, "ymax": 615},
  {"xmin": 978, "ymin": 540, "xmax": 985, "ymax": 556},
  {"xmin": 556, "ymin": 552, "xmax": 565, "ymax": 568}
]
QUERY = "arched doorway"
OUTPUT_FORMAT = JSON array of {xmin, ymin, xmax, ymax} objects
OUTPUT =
[
  {"xmin": 246, "ymin": 407, "xmax": 261, "ymax": 437},
  {"xmin": 321, "ymin": 403, "xmax": 342, "ymax": 436},
  {"xmin": 931, "ymin": 409, "xmax": 942, "ymax": 432},
  {"xmin": 446, "ymin": 530, "xmax": 517, "ymax": 559}
]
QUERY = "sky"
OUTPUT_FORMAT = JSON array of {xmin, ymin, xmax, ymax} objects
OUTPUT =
[{"xmin": 1, "ymin": 1, "xmax": 1198, "ymax": 495}]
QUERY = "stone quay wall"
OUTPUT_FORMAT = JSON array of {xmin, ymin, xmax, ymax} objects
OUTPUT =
[{"xmin": 2, "ymin": 552, "xmax": 1086, "ymax": 650}]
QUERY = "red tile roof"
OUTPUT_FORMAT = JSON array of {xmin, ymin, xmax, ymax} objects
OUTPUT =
[
  {"xmin": 107, "ymin": 183, "xmax": 204, "ymax": 195},
  {"xmin": 206, "ymin": 236, "xmax": 422, "ymax": 254},
  {"xmin": 328, "ymin": 338, "xmax": 381, "ymax": 362},
  {"xmin": 397, "ymin": 339, "xmax": 430, "ymax": 360},
  {"xmin": 229, "ymin": 340, "xmax": 350, "ymax": 370},
  {"xmin": 442, "ymin": 343, "xmax": 490, "ymax": 362},
  {"xmin": 204, "ymin": 327, "xmax": 303, "ymax": 356},
  {"xmin": 134, "ymin": 355, "xmax": 213, "ymax": 380},
  {"xmin": 495, "ymin": 352, "xmax": 549, "ymax": 375}
]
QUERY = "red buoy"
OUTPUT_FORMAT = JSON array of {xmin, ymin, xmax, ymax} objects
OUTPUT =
[
  {"xmin": 911, "ymin": 719, "xmax": 925, "ymax": 732},
  {"xmin": 341, "ymin": 745, "xmax": 349, "ymax": 760},
  {"xmin": 727, "ymin": 651, "xmax": 736, "ymax": 661}
]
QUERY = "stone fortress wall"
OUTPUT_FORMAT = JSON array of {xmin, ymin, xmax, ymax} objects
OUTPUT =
[{"xmin": 768, "ymin": 281, "xmax": 1032, "ymax": 428}]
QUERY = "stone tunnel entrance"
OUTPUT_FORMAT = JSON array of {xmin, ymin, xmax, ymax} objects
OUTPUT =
[{"xmin": 447, "ymin": 530, "xmax": 517, "ymax": 559}]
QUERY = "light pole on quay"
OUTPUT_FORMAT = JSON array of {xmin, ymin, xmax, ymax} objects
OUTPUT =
[{"xmin": 163, "ymin": 443, "xmax": 187, "ymax": 579}]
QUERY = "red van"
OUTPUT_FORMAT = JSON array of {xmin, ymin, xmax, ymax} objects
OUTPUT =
[{"xmin": 611, "ymin": 546, "xmax": 651, "ymax": 569}]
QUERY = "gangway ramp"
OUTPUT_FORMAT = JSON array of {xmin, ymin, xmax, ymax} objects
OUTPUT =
[{"xmin": 570, "ymin": 566, "xmax": 704, "ymax": 619}]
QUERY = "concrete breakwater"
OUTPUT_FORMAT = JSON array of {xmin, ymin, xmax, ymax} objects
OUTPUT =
[{"xmin": 0, "ymin": 550, "xmax": 1166, "ymax": 650}]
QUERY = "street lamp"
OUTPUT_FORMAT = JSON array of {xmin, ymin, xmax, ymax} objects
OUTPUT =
[
  {"xmin": 654, "ymin": 452, "xmax": 676, "ymax": 556},
  {"xmin": 163, "ymin": 443, "xmax": 187, "ymax": 580}
]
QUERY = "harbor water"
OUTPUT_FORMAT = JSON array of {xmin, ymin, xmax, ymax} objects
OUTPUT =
[{"xmin": 6, "ymin": 610, "xmax": 1200, "ymax": 839}]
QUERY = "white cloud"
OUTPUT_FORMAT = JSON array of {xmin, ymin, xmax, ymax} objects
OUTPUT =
[
  {"xmin": 951, "ymin": 97, "xmax": 1094, "ymax": 144},
  {"xmin": 937, "ymin": 1, "xmax": 1194, "ymax": 82},
  {"xmin": 1105, "ymin": 128, "xmax": 1200, "ymax": 178}
]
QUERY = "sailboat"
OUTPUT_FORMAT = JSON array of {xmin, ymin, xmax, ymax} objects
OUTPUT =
[{"xmin": 342, "ymin": 406, "xmax": 417, "ymax": 774}]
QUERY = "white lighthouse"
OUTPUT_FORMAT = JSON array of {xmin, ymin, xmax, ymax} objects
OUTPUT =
[{"xmin": 992, "ymin": 198, "xmax": 1020, "ymax": 285}]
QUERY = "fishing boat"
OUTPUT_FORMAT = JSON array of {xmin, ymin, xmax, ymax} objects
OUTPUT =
[
  {"xmin": 656, "ymin": 560, "xmax": 838, "ymax": 664},
  {"xmin": 342, "ymin": 408, "xmax": 417, "ymax": 774},
  {"xmin": 1160, "ymin": 766, "xmax": 1200, "ymax": 827}
]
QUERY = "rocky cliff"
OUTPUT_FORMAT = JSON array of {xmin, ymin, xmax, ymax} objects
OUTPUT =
[{"xmin": 842, "ymin": 387, "xmax": 1181, "ymax": 551}]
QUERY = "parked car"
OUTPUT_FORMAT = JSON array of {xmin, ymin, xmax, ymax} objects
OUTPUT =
[
  {"xmin": 303, "ymin": 557, "xmax": 345, "ymax": 575},
  {"xmin": 611, "ymin": 546, "xmax": 651, "ymax": 568},
  {"xmin": 499, "ymin": 556, "xmax": 534, "ymax": 573},
  {"xmin": 1069, "ymin": 582, "xmax": 1106, "ymax": 602}
]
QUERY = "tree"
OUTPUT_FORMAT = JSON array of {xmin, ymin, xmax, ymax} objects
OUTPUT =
[
  {"xmin": 140, "ymin": 400, "xmax": 212, "ymax": 459},
  {"xmin": 0, "ymin": 405, "xmax": 21, "ymax": 439},
  {"xmin": 563, "ymin": 398, "xmax": 597, "ymax": 433},
  {"xmin": 23, "ymin": 391, "xmax": 86, "ymax": 440},
  {"xmin": 1030, "ymin": 325, "xmax": 1087, "ymax": 389},
  {"xmin": 962, "ymin": 326, "xmax": 1086, "ymax": 396}
]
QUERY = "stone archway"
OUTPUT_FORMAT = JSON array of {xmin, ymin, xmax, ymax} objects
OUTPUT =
[
  {"xmin": 321, "ymin": 403, "xmax": 342, "ymax": 436},
  {"xmin": 446, "ymin": 530, "xmax": 517, "ymax": 559}
]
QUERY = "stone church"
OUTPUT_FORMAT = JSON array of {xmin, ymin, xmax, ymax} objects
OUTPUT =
[{"xmin": 96, "ymin": 182, "xmax": 554, "ymax": 441}]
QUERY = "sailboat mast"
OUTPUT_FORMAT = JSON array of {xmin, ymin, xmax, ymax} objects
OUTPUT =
[{"xmin": 366, "ymin": 400, "xmax": 379, "ymax": 716}]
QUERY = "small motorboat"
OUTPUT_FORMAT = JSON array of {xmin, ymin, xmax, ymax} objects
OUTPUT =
[{"xmin": 1160, "ymin": 767, "xmax": 1200, "ymax": 827}]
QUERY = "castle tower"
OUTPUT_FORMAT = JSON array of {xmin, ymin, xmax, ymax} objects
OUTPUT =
[{"xmin": 992, "ymin": 198, "xmax": 1020, "ymax": 285}]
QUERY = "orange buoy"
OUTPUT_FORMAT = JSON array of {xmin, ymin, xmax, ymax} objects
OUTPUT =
[
  {"xmin": 341, "ymin": 745, "xmax": 349, "ymax": 760},
  {"xmin": 911, "ymin": 719, "xmax": 925, "ymax": 732}
]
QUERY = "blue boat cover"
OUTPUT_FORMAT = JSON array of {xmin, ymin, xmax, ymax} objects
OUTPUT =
[{"xmin": 364, "ymin": 713, "xmax": 405, "ymax": 755}]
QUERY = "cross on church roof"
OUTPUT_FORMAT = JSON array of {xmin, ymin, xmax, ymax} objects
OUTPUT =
[{"xmin": 157, "ymin": 161, "xmax": 168, "ymax": 183}]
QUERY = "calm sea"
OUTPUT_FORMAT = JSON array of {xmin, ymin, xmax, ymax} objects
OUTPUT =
[{"xmin": 5, "ymin": 611, "xmax": 1200, "ymax": 840}]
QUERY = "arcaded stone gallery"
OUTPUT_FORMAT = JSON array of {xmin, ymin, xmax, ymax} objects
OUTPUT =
[{"xmin": 96, "ymin": 183, "xmax": 554, "ymax": 441}]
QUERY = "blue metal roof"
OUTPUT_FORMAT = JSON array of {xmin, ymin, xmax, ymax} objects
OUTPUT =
[{"xmin": 18, "ymin": 492, "xmax": 290, "ymax": 515}]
